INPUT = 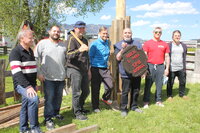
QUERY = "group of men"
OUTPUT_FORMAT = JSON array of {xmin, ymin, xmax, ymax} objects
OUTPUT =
[{"xmin": 9, "ymin": 21, "xmax": 188, "ymax": 133}]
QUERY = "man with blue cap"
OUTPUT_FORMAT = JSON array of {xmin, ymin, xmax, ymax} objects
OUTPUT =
[{"xmin": 66, "ymin": 21, "xmax": 90, "ymax": 121}]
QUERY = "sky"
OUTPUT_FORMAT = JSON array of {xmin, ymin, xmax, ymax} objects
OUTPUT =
[{"xmin": 58, "ymin": 0, "xmax": 200, "ymax": 41}]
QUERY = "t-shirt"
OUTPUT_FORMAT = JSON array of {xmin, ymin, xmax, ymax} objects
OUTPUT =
[
  {"xmin": 143, "ymin": 39, "xmax": 170, "ymax": 64},
  {"xmin": 170, "ymin": 43, "xmax": 184, "ymax": 71}
]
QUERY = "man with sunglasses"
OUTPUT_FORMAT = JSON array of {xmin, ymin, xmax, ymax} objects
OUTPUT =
[{"xmin": 143, "ymin": 27, "xmax": 170, "ymax": 108}]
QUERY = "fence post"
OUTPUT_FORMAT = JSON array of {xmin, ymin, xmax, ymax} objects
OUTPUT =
[
  {"xmin": 194, "ymin": 49, "xmax": 200, "ymax": 74},
  {"xmin": 0, "ymin": 59, "xmax": 6, "ymax": 104}
]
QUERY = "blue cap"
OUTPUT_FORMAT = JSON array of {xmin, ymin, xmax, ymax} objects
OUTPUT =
[{"xmin": 74, "ymin": 21, "xmax": 86, "ymax": 28}]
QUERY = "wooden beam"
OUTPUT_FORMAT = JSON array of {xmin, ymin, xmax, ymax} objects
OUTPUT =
[
  {"xmin": 0, "ymin": 59, "xmax": 6, "ymax": 104},
  {"xmin": 46, "ymin": 123, "xmax": 76, "ymax": 133},
  {"xmin": 72, "ymin": 125, "xmax": 99, "ymax": 133}
]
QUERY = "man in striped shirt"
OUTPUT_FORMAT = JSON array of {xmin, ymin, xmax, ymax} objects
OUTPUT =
[{"xmin": 9, "ymin": 29, "xmax": 42, "ymax": 133}]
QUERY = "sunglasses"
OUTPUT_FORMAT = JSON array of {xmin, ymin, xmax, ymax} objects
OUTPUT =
[{"xmin": 154, "ymin": 31, "xmax": 162, "ymax": 34}]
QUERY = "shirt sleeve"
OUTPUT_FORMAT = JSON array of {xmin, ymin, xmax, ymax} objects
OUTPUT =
[
  {"xmin": 9, "ymin": 49, "xmax": 31, "ymax": 88},
  {"xmin": 66, "ymin": 36, "xmax": 80, "ymax": 60},
  {"xmin": 89, "ymin": 42, "xmax": 96, "ymax": 64}
]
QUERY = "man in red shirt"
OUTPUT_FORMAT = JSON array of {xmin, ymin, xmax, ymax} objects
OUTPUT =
[{"xmin": 143, "ymin": 27, "xmax": 170, "ymax": 108}]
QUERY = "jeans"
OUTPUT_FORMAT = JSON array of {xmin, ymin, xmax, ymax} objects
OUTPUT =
[
  {"xmin": 167, "ymin": 69, "xmax": 186, "ymax": 97},
  {"xmin": 16, "ymin": 85, "xmax": 39, "ymax": 132},
  {"xmin": 67, "ymin": 67, "xmax": 90, "ymax": 116},
  {"xmin": 91, "ymin": 67, "xmax": 113, "ymax": 110},
  {"xmin": 143, "ymin": 63, "xmax": 165, "ymax": 103},
  {"xmin": 44, "ymin": 80, "xmax": 65, "ymax": 121},
  {"xmin": 121, "ymin": 77, "xmax": 141, "ymax": 111}
]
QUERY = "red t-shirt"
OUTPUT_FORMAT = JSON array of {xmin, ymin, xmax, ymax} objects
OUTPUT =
[{"xmin": 143, "ymin": 39, "xmax": 170, "ymax": 64}]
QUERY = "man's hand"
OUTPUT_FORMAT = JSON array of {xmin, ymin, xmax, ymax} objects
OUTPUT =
[
  {"xmin": 164, "ymin": 69, "xmax": 169, "ymax": 76},
  {"xmin": 37, "ymin": 74, "xmax": 45, "ymax": 82},
  {"xmin": 121, "ymin": 42, "xmax": 128, "ymax": 49},
  {"xmin": 27, "ymin": 87, "xmax": 37, "ymax": 98},
  {"xmin": 79, "ymin": 44, "xmax": 88, "ymax": 52}
]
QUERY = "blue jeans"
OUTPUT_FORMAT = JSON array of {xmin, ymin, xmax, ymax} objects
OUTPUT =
[
  {"xmin": 16, "ymin": 85, "xmax": 39, "ymax": 132},
  {"xmin": 44, "ymin": 80, "xmax": 65, "ymax": 121}
]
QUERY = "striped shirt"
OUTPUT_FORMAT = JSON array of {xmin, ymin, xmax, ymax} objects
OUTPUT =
[{"xmin": 9, "ymin": 44, "xmax": 37, "ymax": 89}]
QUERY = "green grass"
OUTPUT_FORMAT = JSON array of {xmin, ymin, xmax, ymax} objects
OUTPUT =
[
  {"xmin": 0, "ymin": 81, "xmax": 200, "ymax": 133},
  {"xmin": 1, "ymin": 55, "xmax": 200, "ymax": 133}
]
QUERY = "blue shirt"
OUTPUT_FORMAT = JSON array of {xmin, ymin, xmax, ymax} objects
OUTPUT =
[
  {"xmin": 89, "ymin": 38, "xmax": 110, "ymax": 68},
  {"xmin": 114, "ymin": 39, "xmax": 142, "ymax": 78}
]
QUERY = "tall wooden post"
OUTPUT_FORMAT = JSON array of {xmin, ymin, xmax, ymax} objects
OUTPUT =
[
  {"xmin": 0, "ymin": 59, "xmax": 6, "ymax": 104},
  {"xmin": 109, "ymin": 0, "xmax": 131, "ymax": 103}
]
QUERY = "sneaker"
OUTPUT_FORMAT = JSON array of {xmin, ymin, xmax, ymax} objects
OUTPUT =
[
  {"xmin": 54, "ymin": 114, "xmax": 64, "ymax": 120},
  {"xmin": 143, "ymin": 103, "xmax": 149, "ymax": 109},
  {"xmin": 81, "ymin": 108, "xmax": 90, "ymax": 114},
  {"xmin": 121, "ymin": 111, "xmax": 128, "ymax": 117},
  {"xmin": 101, "ymin": 98, "xmax": 112, "ymax": 105},
  {"xmin": 30, "ymin": 128, "xmax": 43, "ymax": 133},
  {"xmin": 93, "ymin": 109, "xmax": 101, "ymax": 113},
  {"xmin": 167, "ymin": 97, "xmax": 173, "ymax": 101},
  {"xmin": 20, "ymin": 130, "xmax": 30, "ymax": 133},
  {"xmin": 156, "ymin": 102, "xmax": 164, "ymax": 107},
  {"xmin": 76, "ymin": 114, "xmax": 88, "ymax": 121},
  {"xmin": 134, "ymin": 108, "xmax": 143, "ymax": 113},
  {"xmin": 182, "ymin": 96, "xmax": 189, "ymax": 100},
  {"xmin": 45, "ymin": 119, "xmax": 55, "ymax": 130}
]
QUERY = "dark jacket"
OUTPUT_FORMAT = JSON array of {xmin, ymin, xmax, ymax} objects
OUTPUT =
[
  {"xmin": 168, "ymin": 42, "xmax": 187, "ymax": 71},
  {"xmin": 66, "ymin": 34, "xmax": 89, "ymax": 72},
  {"xmin": 9, "ymin": 44, "xmax": 37, "ymax": 89},
  {"xmin": 114, "ymin": 39, "xmax": 142, "ymax": 78}
]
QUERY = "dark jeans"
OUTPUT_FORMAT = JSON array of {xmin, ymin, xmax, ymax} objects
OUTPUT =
[
  {"xmin": 121, "ymin": 77, "xmax": 141, "ymax": 111},
  {"xmin": 91, "ymin": 67, "xmax": 113, "ymax": 110},
  {"xmin": 44, "ymin": 80, "xmax": 65, "ymax": 121},
  {"xmin": 143, "ymin": 63, "xmax": 165, "ymax": 103},
  {"xmin": 67, "ymin": 67, "xmax": 90, "ymax": 116},
  {"xmin": 167, "ymin": 69, "xmax": 186, "ymax": 97},
  {"xmin": 16, "ymin": 85, "xmax": 39, "ymax": 132}
]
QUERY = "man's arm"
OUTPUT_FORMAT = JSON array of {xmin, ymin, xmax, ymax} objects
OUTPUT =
[{"xmin": 164, "ymin": 53, "xmax": 170, "ymax": 76}]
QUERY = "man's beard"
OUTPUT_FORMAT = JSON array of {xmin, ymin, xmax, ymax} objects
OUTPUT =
[
  {"xmin": 50, "ymin": 35, "xmax": 60, "ymax": 40},
  {"xmin": 124, "ymin": 37, "xmax": 132, "ymax": 42}
]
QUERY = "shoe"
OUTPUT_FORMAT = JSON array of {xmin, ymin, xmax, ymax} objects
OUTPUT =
[
  {"xmin": 54, "ymin": 114, "xmax": 64, "ymax": 120},
  {"xmin": 143, "ymin": 103, "xmax": 149, "ymax": 109},
  {"xmin": 45, "ymin": 119, "xmax": 55, "ymax": 130},
  {"xmin": 93, "ymin": 109, "xmax": 101, "ymax": 113},
  {"xmin": 81, "ymin": 108, "xmax": 90, "ymax": 114},
  {"xmin": 76, "ymin": 114, "xmax": 88, "ymax": 121},
  {"xmin": 134, "ymin": 108, "xmax": 143, "ymax": 113},
  {"xmin": 101, "ymin": 98, "xmax": 112, "ymax": 105},
  {"xmin": 182, "ymin": 96, "xmax": 189, "ymax": 100},
  {"xmin": 156, "ymin": 102, "xmax": 164, "ymax": 107},
  {"xmin": 167, "ymin": 97, "xmax": 173, "ymax": 101},
  {"xmin": 121, "ymin": 111, "xmax": 128, "ymax": 117},
  {"xmin": 20, "ymin": 130, "xmax": 30, "ymax": 133},
  {"xmin": 30, "ymin": 127, "xmax": 43, "ymax": 133}
]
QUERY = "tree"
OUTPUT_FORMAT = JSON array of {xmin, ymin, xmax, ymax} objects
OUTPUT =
[{"xmin": 0, "ymin": 0, "xmax": 109, "ymax": 41}]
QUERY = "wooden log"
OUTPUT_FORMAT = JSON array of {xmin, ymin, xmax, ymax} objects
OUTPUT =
[
  {"xmin": 0, "ymin": 102, "xmax": 21, "ymax": 111},
  {"xmin": 0, "ymin": 99, "xmax": 44, "ymax": 124},
  {"xmin": 46, "ymin": 123, "xmax": 76, "ymax": 133},
  {"xmin": 0, "ymin": 105, "xmax": 70, "ymax": 129},
  {"xmin": 73, "ymin": 125, "xmax": 99, "ymax": 133},
  {"xmin": 0, "ymin": 59, "xmax": 6, "ymax": 104}
]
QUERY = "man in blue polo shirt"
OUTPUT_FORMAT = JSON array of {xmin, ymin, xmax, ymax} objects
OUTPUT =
[{"xmin": 89, "ymin": 26, "xmax": 113, "ymax": 113}]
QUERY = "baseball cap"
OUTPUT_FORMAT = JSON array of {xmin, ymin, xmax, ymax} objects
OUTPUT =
[{"xmin": 74, "ymin": 21, "xmax": 86, "ymax": 28}]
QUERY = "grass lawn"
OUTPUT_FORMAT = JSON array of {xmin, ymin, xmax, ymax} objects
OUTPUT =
[
  {"xmin": 0, "ymin": 81, "xmax": 200, "ymax": 133},
  {"xmin": 0, "ymin": 55, "xmax": 200, "ymax": 133}
]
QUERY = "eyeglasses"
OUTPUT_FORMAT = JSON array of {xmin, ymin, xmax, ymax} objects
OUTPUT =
[{"xmin": 154, "ymin": 31, "xmax": 162, "ymax": 34}]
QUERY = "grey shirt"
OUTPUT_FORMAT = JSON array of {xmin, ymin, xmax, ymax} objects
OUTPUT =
[
  {"xmin": 170, "ymin": 43, "xmax": 184, "ymax": 72},
  {"xmin": 35, "ymin": 39, "xmax": 66, "ymax": 81}
]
